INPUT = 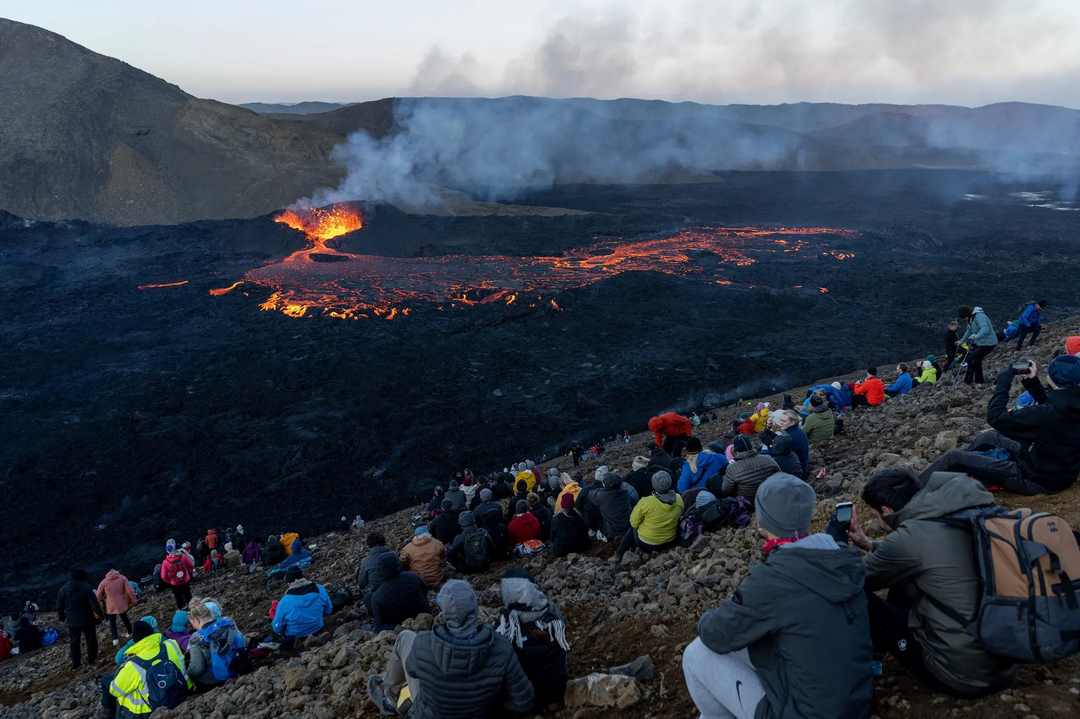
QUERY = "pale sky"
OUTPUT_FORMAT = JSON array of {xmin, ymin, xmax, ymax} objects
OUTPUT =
[{"xmin": 5, "ymin": 0, "xmax": 1080, "ymax": 107}]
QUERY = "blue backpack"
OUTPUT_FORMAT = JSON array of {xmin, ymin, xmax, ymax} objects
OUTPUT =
[
  {"xmin": 198, "ymin": 619, "xmax": 245, "ymax": 682},
  {"xmin": 129, "ymin": 642, "xmax": 187, "ymax": 709}
]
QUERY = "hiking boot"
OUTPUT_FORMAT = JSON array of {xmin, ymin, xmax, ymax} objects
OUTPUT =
[{"xmin": 366, "ymin": 674, "xmax": 398, "ymax": 716}]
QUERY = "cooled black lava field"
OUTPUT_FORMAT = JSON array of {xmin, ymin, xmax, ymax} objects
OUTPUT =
[{"xmin": 3, "ymin": 169, "xmax": 1079, "ymax": 607}]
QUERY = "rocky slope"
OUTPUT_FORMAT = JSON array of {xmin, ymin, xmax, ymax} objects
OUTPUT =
[{"xmin": 2, "ymin": 318, "xmax": 1079, "ymax": 718}]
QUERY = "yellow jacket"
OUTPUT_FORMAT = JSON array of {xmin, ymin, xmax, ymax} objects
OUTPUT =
[
  {"xmin": 555, "ymin": 481, "xmax": 580, "ymax": 509},
  {"xmin": 630, "ymin": 494, "xmax": 684, "ymax": 545},
  {"xmin": 916, "ymin": 366, "xmax": 938, "ymax": 384},
  {"xmin": 750, "ymin": 408, "xmax": 770, "ymax": 433},
  {"xmin": 110, "ymin": 633, "xmax": 191, "ymax": 715},
  {"xmin": 514, "ymin": 470, "xmax": 537, "ymax": 492}
]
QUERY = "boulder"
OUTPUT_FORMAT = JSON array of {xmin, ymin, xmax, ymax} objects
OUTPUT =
[
  {"xmin": 564, "ymin": 673, "xmax": 643, "ymax": 708},
  {"xmin": 609, "ymin": 655, "xmax": 656, "ymax": 682},
  {"xmin": 933, "ymin": 430, "xmax": 961, "ymax": 451}
]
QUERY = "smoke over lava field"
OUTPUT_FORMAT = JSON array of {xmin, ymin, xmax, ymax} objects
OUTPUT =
[{"xmin": 3, "ymin": 170, "xmax": 1080, "ymax": 604}]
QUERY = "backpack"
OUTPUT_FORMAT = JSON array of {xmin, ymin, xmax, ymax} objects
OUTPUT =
[
  {"xmin": 463, "ymin": 529, "xmax": 491, "ymax": 571},
  {"xmin": 198, "ymin": 620, "xmax": 245, "ymax": 683},
  {"xmin": 42, "ymin": 628, "xmax": 59, "ymax": 647},
  {"xmin": 678, "ymin": 509, "xmax": 705, "ymax": 547},
  {"xmin": 933, "ymin": 507, "xmax": 1080, "ymax": 663},
  {"xmin": 513, "ymin": 539, "xmax": 545, "ymax": 557},
  {"xmin": 129, "ymin": 642, "xmax": 187, "ymax": 709},
  {"xmin": 162, "ymin": 555, "xmax": 188, "ymax": 585}
]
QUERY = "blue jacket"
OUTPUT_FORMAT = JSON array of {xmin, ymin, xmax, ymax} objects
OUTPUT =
[
  {"xmin": 1019, "ymin": 302, "xmax": 1041, "ymax": 328},
  {"xmin": 960, "ymin": 308, "xmax": 998, "ymax": 347},
  {"xmin": 272, "ymin": 580, "xmax": 332, "ymax": 638},
  {"xmin": 786, "ymin": 425, "xmax": 811, "ymax": 477},
  {"xmin": 885, "ymin": 372, "xmax": 913, "ymax": 395},
  {"xmin": 677, "ymin": 451, "xmax": 728, "ymax": 493},
  {"xmin": 803, "ymin": 384, "xmax": 852, "ymax": 412}
]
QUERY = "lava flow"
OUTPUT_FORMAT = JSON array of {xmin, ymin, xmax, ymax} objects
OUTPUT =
[{"xmin": 215, "ymin": 205, "xmax": 856, "ymax": 320}]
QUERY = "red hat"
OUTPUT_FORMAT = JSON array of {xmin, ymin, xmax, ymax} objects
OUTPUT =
[
  {"xmin": 1066, "ymin": 336, "xmax": 1080, "ymax": 356},
  {"xmin": 559, "ymin": 493, "xmax": 575, "ymax": 510}
]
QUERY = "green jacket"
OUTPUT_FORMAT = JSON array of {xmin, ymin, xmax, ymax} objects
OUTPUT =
[
  {"xmin": 629, "ymin": 494, "xmax": 683, "ymax": 545},
  {"xmin": 801, "ymin": 409, "xmax": 835, "ymax": 444},
  {"xmin": 864, "ymin": 472, "xmax": 1015, "ymax": 695}
]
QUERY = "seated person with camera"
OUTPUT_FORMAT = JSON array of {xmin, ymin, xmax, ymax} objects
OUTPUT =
[
  {"xmin": 919, "ymin": 355, "xmax": 1080, "ymax": 494},
  {"xmin": 841, "ymin": 469, "xmax": 1016, "ymax": 697},
  {"xmin": 682, "ymin": 473, "xmax": 873, "ymax": 719}
]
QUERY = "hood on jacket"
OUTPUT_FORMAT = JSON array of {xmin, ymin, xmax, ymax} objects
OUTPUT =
[
  {"xmin": 769, "ymin": 431, "xmax": 794, "ymax": 455},
  {"xmin": 411, "ymin": 534, "xmax": 433, "ymax": 547},
  {"xmin": 104, "ymin": 569, "xmax": 122, "ymax": 582},
  {"xmin": 429, "ymin": 623, "xmax": 498, "ymax": 672},
  {"xmin": 766, "ymin": 537, "xmax": 866, "ymax": 605},
  {"xmin": 286, "ymin": 578, "xmax": 321, "ymax": 596},
  {"xmin": 1047, "ymin": 387, "xmax": 1080, "ymax": 419},
  {"xmin": 600, "ymin": 473, "xmax": 623, "ymax": 490},
  {"xmin": 887, "ymin": 472, "xmax": 994, "ymax": 529},
  {"xmin": 375, "ymin": 551, "xmax": 403, "ymax": 579}
]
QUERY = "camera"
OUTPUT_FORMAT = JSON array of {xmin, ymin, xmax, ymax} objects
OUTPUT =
[
  {"xmin": 834, "ymin": 501, "xmax": 853, "ymax": 529},
  {"xmin": 1012, "ymin": 359, "xmax": 1034, "ymax": 376}
]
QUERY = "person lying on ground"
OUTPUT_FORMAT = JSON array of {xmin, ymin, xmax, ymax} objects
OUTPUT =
[
  {"xmin": 495, "ymin": 570, "xmax": 570, "ymax": 710},
  {"xmin": 801, "ymin": 393, "xmax": 836, "ymax": 444},
  {"xmin": 617, "ymin": 471, "xmax": 683, "ymax": 560},
  {"xmin": 885, "ymin": 364, "xmax": 914, "ymax": 397},
  {"xmin": 187, "ymin": 597, "xmax": 248, "ymax": 688},
  {"xmin": 550, "ymin": 493, "xmax": 589, "ymax": 558},
  {"xmin": 400, "ymin": 526, "xmax": 447, "ymax": 590},
  {"xmin": 271, "ymin": 567, "xmax": 333, "ymax": 645},
  {"xmin": 370, "ymin": 554, "xmax": 431, "ymax": 632},
  {"xmin": 367, "ymin": 580, "xmax": 534, "ymax": 718},
  {"xmin": 677, "ymin": 437, "xmax": 729, "ymax": 494},
  {"xmin": 682, "ymin": 473, "xmax": 873, "ymax": 719},
  {"xmin": 103, "ymin": 619, "xmax": 190, "ymax": 717},
  {"xmin": 447, "ymin": 511, "xmax": 495, "ymax": 574},
  {"xmin": 920, "ymin": 356, "xmax": 1080, "ymax": 494},
  {"xmin": 848, "ymin": 469, "xmax": 1016, "ymax": 696},
  {"xmin": 852, "ymin": 367, "xmax": 886, "ymax": 407},
  {"xmin": 720, "ymin": 436, "xmax": 779, "ymax": 502}
]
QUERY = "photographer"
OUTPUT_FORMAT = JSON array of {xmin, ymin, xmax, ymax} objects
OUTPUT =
[
  {"xmin": 842, "ymin": 469, "xmax": 1016, "ymax": 696},
  {"xmin": 919, "ymin": 355, "xmax": 1080, "ymax": 494}
]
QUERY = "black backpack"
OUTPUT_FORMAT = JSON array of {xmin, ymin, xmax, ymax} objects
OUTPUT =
[
  {"xmin": 463, "ymin": 529, "xmax": 491, "ymax": 571},
  {"xmin": 128, "ymin": 642, "xmax": 187, "ymax": 709}
]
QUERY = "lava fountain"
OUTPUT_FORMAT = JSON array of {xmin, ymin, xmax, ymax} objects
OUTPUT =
[{"xmin": 274, "ymin": 205, "xmax": 364, "ymax": 262}]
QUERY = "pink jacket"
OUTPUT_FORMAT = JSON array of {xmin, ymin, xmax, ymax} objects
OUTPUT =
[{"xmin": 96, "ymin": 569, "xmax": 136, "ymax": 615}]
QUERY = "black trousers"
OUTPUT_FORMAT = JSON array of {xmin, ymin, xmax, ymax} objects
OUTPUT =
[
  {"xmin": 69, "ymin": 624, "xmax": 98, "ymax": 668},
  {"xmin": 920, "ymin": 429, "xmax": 1046, "ymax": 494},
  {"xmin": 171, "ymin": 583, "xmax": 192, "ymax": 610},
  {"xmin": 107, "ymin": 612, "xmax": 132, "ymax": 640},
  {"xmin": 617, "ymin": 528, "xmax": 675, "ymax": 558},
  {"xmin": 963, "ymin": 345, "xmax": 995, "ymax": 384},
  {"xmin": 1015, "ymin": 324, "xmax": 1041, "ymax": 350}
]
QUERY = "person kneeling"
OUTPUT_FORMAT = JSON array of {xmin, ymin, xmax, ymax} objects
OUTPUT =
[
  {"xmin": 850, "ymin": 469, "xmax": 1016, "ymax": 697},
  {"xmin": 366, "ymin": 580, "xmax": 534, "ymax": 717},
  {"xmin": 682, "ymin": 473, "xmax": 873, "ymax": 719}
]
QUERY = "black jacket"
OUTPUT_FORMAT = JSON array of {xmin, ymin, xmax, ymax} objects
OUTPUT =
[
  {"xmin": 529, "ymin": 505, "xmax": 553, "ymax": 541},
  {"xmin": 445, "ymin": 489, "xmax": 467, "ymax": 512},
  {"xmin": 988, "ymin": 370, "xmax": 1080, "ymax": 492},
  {"xmin": 56, "ymin": 579, "xmax": 101, "ymax": 628},
  {"xmin": 405, "ymin": 624, "xmax": 534, "ymax": 719},
  {"xmin": 623, "ymin": 467, "xmax": 654, "ymax": 500},
  {"xmin": 369, "ymin": 554, "xmax": 430, "ymax": 630},
  {"xmin": 697, "ymin": 537, "xmax": 873, "ymax": 719},
  {"xmin": 357, "ymin": 545, "xmax": 395, "ymax": 596},
  {"xmin": 430, "ymin": 510, "xmax": 461, "ymax": 546},
  {"xmin": 510, "ymin": 622, "xmax": 568, "ymax": 708},
  {"xmin": 589, "ymin": 478, "xmax": 633, "ymax": 539},
  {"xmin": 474, "ymin": 500, "xmax": 507, "ymax": 547},
  {"xmin": 550, "ymin": 510, "xmax": 589, "ymax": 557}
]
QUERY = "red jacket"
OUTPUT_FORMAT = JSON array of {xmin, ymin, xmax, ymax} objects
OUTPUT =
[
  {"xmin": 737, "ymin": 419, "xmax": 756, "ymax": 435},
  {"xmin": 507, "ymin": 513, "xmax": 541, "ymax": 546},
  {"xmin": 854, "ymin": 377, "xmax": 886, "ymax": 406},
  {"xmin": 648, "ymin": 412, "xmax": 693, "ymax": 447},
  {"xmin": 205, "ymin": 529, "xmax": 219, "ymax": 550},
  {"xmin": 160, "ymin": 552, "xmax": 194, "ymax": 587}
]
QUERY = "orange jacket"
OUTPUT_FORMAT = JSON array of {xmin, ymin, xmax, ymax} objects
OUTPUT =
[
  {"xmin": 96, "ymin": 570, "xmax": 136, "ymax": 615},
  {"xmin": 648, "ymin": 412, "xmax": 693, "ymax": 447},
  {"xmin": 399, "ymin": 534, "xmax": 446, "ymax": 588},
  {"xmin": 854, "ymin": 377, "xmax": 886, "ymax": 406}
]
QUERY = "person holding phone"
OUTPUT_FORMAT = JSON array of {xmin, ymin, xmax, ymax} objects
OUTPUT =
[
  {"xmin": 918, "ymin": 355, "xmax": 1080, "ymax": 494},
  {"xmin": 842, "ymin": 468, "xmax": 1016, "ymax": 697}
]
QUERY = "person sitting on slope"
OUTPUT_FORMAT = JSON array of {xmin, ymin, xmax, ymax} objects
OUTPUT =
[{"xmin": 677, "ymin": 437, "xmax": 729, "ymax": 494}]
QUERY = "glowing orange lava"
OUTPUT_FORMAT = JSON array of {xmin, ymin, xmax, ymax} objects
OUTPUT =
[
  {"xmin": 208, "ymin": 280, "xmax": 245, "ymax": 296},
  {"xmin": 137, "ymin": 280, "xmax": 189, "ymax": 290},
  {"xmin": 274, "ymin": 205, "xmax": 363, "ymax": 263}
]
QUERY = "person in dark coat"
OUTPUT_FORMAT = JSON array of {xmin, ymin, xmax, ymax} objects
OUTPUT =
[
  {"xmin": 550, "ymin": 494, "xmax": 589, "ymax": 557},
  {"xmin": 15, "ymin": 617, "xmax": 43, "ymax": 652},
  {"xmin": 920, "ymin": 356, "xmax": 1080, "ymax": 493},
  {"xmin": 444, "ymin": 481, "xmax": 467, "ymax": 512},
  {"xmin": 368, "ymin": 580, "xmax": 534, "ymax": 718},
  {"xmin": 495, "ymin": 572, "xmax": 569, "ymax": 709},
  {"xmin": 370, "ymin": 553, "xmax": 431, "ymax": 631},
  {"xmin": 682, "ymin": 474, "xmax": 872, "ymax": 719},
  {"xmin": 473, "ymin": 488, "xmax": 508, "ymax": 553},
  {"xmin": 720, "ymin": 435, "xmax": 779, "ymax": 502},
  {"xmin": 56, "ymin": 568, "xmax": 103, "ymax": 669},
  {"xmin": 623, "ymin": 456, "xmax": 655, "ymax": 499},
  {"xmin": 356, "ymin": 532, "xmax": 394, "ymax": 611},
  {"xmin": 448, "ymin": 512, "xmax": 495, "ymax": 573},
  {"xmin": 588, "ymin": 469, "xmax": 633, "ymax": 542},
  {"xmin": 760, "ymin": 430, "xmax": 803, "ymax": 478},
  {"xmin": 527, "ymin": 493, "xmax": 553, "ymax": 540},
  {"xmin": 429, "ymin": 500, "xmax": 461, "ymax": 546},
  {"xmin": 263, "ymin": 535, "xmax": 287, "ymax": 566}
]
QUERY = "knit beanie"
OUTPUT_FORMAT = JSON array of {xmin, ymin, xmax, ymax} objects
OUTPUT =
[
  {"xmin": 1048, "ymin": 355, "xmax": 1080, "ymax": 389},
  {"xmin": 732, "ymin": 435, "xmax": 755, "ymax": 457},
  {"xmin": 414, "ymin": 525, "xmax": 429, "ymax": 537},
  {"xmin": 831, "ymin": 381, "xmax": 843, "ymax": 390},
  {"xmin": 479, "ymin": 488, "xmax": 493, "ymax": 502},
  {"xmin": 754, "ymin": 473, "xmax": 816, "ymax": 538},
  {"xmin": 695, "ymin": 490, "xmax": 718, "ymax": 508},
  {"xmin": 527, "ymin": 492, "xmax": 539, "ymax": 507},
  {"xmin": 685, "ymin": 437, "xmax": 703, "ymax": 453},
  {"xmin": 559, "ymin": 493, "xmax": 575, "ymax": 510},
  {"xmin": 458, "ymin": 511, "xmax": 476, "ymax": 528},
  {"xmin": 651, "ymin": 470, "xmax": 672, "ymax": 492}
]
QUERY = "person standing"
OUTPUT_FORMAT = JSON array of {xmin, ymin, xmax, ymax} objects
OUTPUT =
[
  {"xmin": 944, "ymin": 319, "xmax": 960, "ymax": 371},
  {"xmin": 1015, "ymin": 299, "xmax": 1046, "ymax": 350},
  {"xmin": 96, "ymin": 569, "xmax": 137, "ymax": 647},
  {"xmin": 57, "ymin": 568, "xmax": 103, "ymax": 669},
  {"xmin": 957, "ymin": 305, "xmax": 998, "ymax": 384},
  {"xmin": 160, "ymin": 541, "xmax": 195, "ymax": 610}
]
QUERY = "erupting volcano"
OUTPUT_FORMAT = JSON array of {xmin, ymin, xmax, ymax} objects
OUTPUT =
[{"xmin": 210, "ymin": 205, "xmax": 858, "ymax": 320}]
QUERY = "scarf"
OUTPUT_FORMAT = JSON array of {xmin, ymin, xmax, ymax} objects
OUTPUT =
[
  {"xmin": 495, "ymin": 577, "xmax": 570, "ymax": 652},
  {"xmin": 761, "ymin": 535, "xmax": 800, "ymax": 556}
]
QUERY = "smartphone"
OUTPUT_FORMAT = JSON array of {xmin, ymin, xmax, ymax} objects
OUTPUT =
[
  {"xmin": 1012, "ymin": 360, "xmax": 1033, "ymax": 376},
  {"xmin": 835, "ymin": 501, "xmax": 854, "ymax": 527}
]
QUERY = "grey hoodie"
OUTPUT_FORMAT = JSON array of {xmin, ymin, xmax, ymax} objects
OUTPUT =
[
  {"xmin": 697, "ymin": 534, "xmax": 873, "ymax": 719},
  {"xmin": 865, "ymin": 472, "xmax": 1015, "ymax": 695}
]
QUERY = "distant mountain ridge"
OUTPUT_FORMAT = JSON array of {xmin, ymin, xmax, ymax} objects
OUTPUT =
[{"xmin": 2, "ymin": 17, "xmax": 1079, "ymax": 225}]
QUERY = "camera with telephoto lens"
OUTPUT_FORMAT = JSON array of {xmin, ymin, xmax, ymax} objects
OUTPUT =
[{"xmin": 1012, "ymin": 359, "xmax": 1034, "ymax": 376}]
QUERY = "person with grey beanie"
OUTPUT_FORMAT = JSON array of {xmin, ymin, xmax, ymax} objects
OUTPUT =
[
  {"xmin": 683, "ymin": 472, "xmax": 872, "ymax": 719},
  {"xmin": 368, "ymin": 580, "xmax": 534, "ymax": 717},
  {"xmin": 616, "ymin": 470, "xmax": 684, "ymax": 559},
  {"xmin": 447, "ymin": 511, "xmax": 495, "ymax": 573}
]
